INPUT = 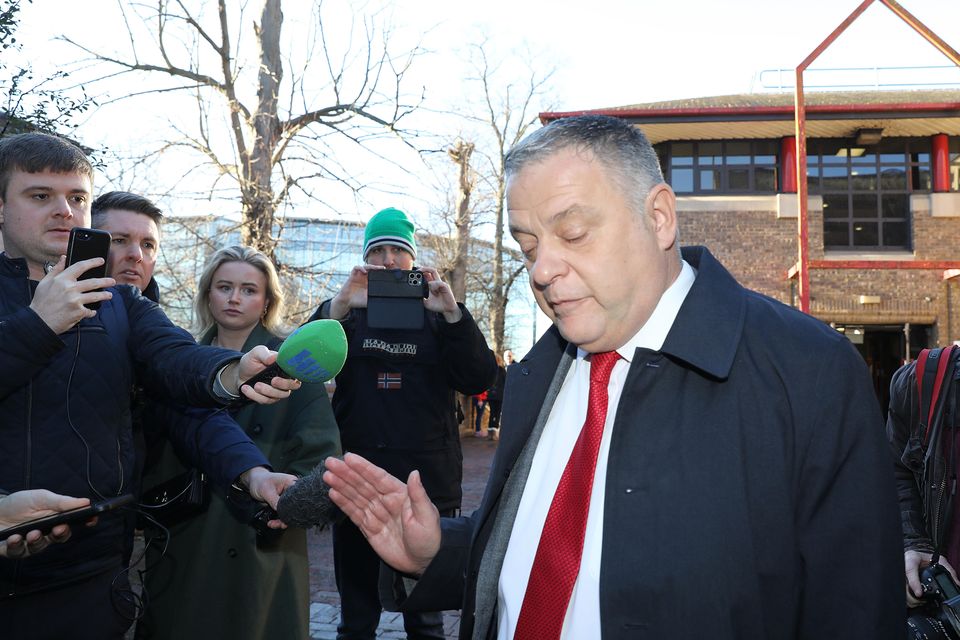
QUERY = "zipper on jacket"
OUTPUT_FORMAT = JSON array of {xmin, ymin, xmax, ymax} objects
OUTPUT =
[
  {"xmin": 932, "ymin": 476, "xmax": 947, "ymax": 545},
  {"xmin": 115, "ymin": 437, "xmax": 124, "ymax": 495},
  {"xmin": 23, "ymin": 273, "xmax": 33, "ymax": 491},
  {"xmin": 24, "ymin": 381, "xmax": 32, "ymax": 490}
]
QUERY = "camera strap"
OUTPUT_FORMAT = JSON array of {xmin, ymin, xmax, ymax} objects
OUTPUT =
[{"xmin": 917, "ymin": 345, "xmax": 958, "ymax": 446}]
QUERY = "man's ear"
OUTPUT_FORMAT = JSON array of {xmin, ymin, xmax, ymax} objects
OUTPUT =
[{"xmin": 645, "ymin": 183, "xmax": 678, "ymax": 251}]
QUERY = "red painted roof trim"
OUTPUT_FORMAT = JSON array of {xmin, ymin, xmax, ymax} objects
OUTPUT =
[{"xmin": 541, "ymin": 101, "xmax": 960, "ymax": 124}]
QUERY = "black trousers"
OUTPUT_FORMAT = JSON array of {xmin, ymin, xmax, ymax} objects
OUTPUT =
[
  {"xmin": 0, "ymin": 566, "xmax": 135, "ymax": 640},
  {"xmin": 488, "ymin": 399, "xmax": 503, "ymax": 431},
  {"xmin": 333, "ymin": 514, "xmax": 453, "ymax": 640}
]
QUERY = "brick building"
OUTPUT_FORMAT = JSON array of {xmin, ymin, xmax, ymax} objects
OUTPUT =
[{"xmin": 543, "ymin": 89, "xmax": 960, "ymax": 407}]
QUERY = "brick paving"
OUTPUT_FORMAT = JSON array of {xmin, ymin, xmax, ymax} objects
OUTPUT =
[{"xmin": 308, "ymin": 432, "xmax": 499, "ymax": 639}]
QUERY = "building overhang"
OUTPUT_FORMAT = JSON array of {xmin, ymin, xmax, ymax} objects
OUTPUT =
[{"xmin": 541, "ymin": 92, "xmax": 960, "ymax": 143}]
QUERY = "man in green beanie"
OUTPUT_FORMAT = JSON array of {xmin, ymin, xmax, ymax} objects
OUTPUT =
[{"xmin": 310, "ymin": 207, "xmax": 496, "ymax": 640}]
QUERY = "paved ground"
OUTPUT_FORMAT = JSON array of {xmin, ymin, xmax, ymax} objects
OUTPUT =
[{"xmin": 307, "ymin": 432, "xmax": 498, "ymax": 639}]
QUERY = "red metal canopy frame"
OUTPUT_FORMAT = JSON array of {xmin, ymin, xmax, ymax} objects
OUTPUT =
[{"xmin": 793, "ymin": 0, "xmax": 960, "ymax": 313}]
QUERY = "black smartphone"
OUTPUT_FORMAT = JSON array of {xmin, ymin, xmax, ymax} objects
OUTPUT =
[
  {"xmin": 66, "ymin": 227, "xmax": 112, "ymax": 310},
  {"xmin": 0, "ymin": 493, "xmax": 134, "ymax": 541},
  {"xmin": 367, "ymin": 269, "xmax": 429, "ymax": 330}
]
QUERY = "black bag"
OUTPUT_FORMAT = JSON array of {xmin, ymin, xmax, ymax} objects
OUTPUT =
[{"xmin": 140, "ymin": 468, "xmax": 209, "ymax": 526}]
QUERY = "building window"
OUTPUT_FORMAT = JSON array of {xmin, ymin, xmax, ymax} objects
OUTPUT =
[
  {"xmin": 808, "ymin": 137, "xmax": 927, "ymax": 251},
  {"xmin": 660, "ymin": 140, "xmax": 779, "ymax": 194}
]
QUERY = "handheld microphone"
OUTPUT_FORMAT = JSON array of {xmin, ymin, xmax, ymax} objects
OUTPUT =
[
  {"xmin": 275, "ymin": 458, "xmax": 345, "ymax": 528},
  {"xmin": 232, "ymin": 319, "xmax": 348, "ymax": 406}
]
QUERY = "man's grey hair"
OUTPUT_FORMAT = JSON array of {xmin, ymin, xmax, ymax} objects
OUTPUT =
[{"xmin": 504, "ymin": 115, "xmax": 665, "ymax": 216}]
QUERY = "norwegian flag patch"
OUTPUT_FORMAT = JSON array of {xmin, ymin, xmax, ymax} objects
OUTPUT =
[{"xmin": 377, "ymin": 372, "xmax": 402, "ymax": 390}]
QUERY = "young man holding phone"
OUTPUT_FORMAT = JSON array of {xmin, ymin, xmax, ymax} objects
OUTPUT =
[
  {"xmin": 0, "ymin": 133, "xmax": 300, "ymax": 640},
  {"xmin": 310, "ymin": 207, "xmax": 497, "ymax": 639}
]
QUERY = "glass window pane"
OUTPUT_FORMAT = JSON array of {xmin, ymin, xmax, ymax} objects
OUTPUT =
[
  {"xmin": 880, "ymin": 152, "xmax": 907, "ymax": 163},
  {"xmin": 853, "ymin": 221, "xmax": 879, "ymax": 247},
  {"xmin": 823, "ymin": 194, "xmax": 849, "ymax": 219},
  {"xmin": 851, "ymin": 193, "xmax": 877, "ymax": 219},
  {"xmin": 881, "ymin": 194, "xmax": 908, "ymax": 219},
  {"xmin": 728, "ymin": 168, "xmax": 750, "ymax": 190},
  {"xmin": 909, "ymin": 138, "xmax": 932, "ymax": 154},
  {"xmin": 671, "ymin": 168, "xmax": 694, "ymax": 192},
  {"xmin": 754, "ymin": 140, "xmax": 778, "ymax": 158},
  {"xmin": 821, "ymin": 140, "xmax": 848, "ymax": 165},
  {"xmin": 879, "ymin": 166, "xmax": 906, "ymax": 190},
  {"xmin": 913, "ymin": 167, "xmax": 932, "ymax": 191},
  {"xmin": 806, "ymin": 161, "xmax": 820, "ymax": 188},
  {"xmin": 671, "ymin": 143, "xmax": 693, "ymax": 166},
  {"xmin": 850, "ymin": 166, "xmax": 877, "ymax": 191},
  {"xmin": 822, "ymin": 166, "xmax": 849, "ymax": 191},
  {"xmin": 824, "ymin": 221, "xmax": 850, "ymax": 247},
  {"xmin": 883, "ymin": 221, "xmax": 909, "ymax": 248},
  {"xmin": 700, "ymin": 169, "xmax": 720, "ymax": 191},
  {"xmin": 727, "ymin": 141, "xmax": 751, "ymax": 165},
  {"xmin": 699, "ymin": 142, "xmax": 721, "ymax": 166},
  {"xmin": 755, "ymin": 167, "xmax": 777, "ymax": 192},
  {"xmin": 850, "ymin": 150, "xmax": 875, "ymax": 165}
]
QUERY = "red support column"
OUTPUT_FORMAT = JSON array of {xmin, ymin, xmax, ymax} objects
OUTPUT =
[
  {"xmin": 781, "ymin": 136, "xmax": 797, "ymax": 193},
  {"xmin": 933, "ymin": 133, "xmax": 950, "ymax": 192}
]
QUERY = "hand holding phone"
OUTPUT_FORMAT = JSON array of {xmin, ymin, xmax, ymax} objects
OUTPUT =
[
  {"xmin": 66, "ymin": 227, "xmax": 112, "ymax": 310},
  {"xmin": 367, "ymin": 269, "xmax": 429, "ymax": 330},
  {"xmin": 0, "ymin": 494, "xmax": 134, "ymax": 542},
  {"xmin": 29, "ymin": 228, "xmax": 115, "ymax": 334}
]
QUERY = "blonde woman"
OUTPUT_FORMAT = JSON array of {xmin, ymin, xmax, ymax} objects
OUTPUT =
[{"xmin": 139, "ymin": 246, "xmax": 341, "ymax": 640}]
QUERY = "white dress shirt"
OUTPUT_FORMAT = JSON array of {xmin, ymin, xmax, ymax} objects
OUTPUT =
[{"xmin": 497, "ymin": 260, "xmax": 696, "ymax": 639}]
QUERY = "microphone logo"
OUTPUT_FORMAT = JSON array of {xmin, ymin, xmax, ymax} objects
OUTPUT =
[{"xmin": 286, "ymin": 349, "xmax": 334, "ymax": 382}]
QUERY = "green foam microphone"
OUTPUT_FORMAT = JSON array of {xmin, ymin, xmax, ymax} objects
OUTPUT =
[{"xmin": 234, "ymin": 319, "xmax": 347, "ymax": 405}]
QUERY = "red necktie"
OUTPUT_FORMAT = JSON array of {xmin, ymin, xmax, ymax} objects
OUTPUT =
[{"xmin": 513, "ymin": 351, "xmax": 621, "ymax": 640}]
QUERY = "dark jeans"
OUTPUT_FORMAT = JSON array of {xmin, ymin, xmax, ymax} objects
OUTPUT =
[
  {"xmin": 333, "ymin": 515, "xmax": 453, "ymax": 640},
  {"xmin": 0, "ymin": 566, "xmax": 135, "ymax": 640},
  {"xmin": 474, "ymin": 402, "xmax": 486, "ymax": 433}
]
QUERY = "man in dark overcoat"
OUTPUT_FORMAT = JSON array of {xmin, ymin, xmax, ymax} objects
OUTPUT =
[{"xmin": 321, "ymin": 115, "xmax": 903, "ymax": 639}]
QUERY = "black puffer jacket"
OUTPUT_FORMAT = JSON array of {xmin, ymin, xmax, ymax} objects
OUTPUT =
[
  {"xmin": 887, "ymin": 355, "xmax": 959, "ymax": 553},
  {"xmin": 0, "ymin": 253, "xmax": 239, "ymax": 596},
  {"xmin": 311, "ymin": 302, "xmax": 495, "ymax": 511}
]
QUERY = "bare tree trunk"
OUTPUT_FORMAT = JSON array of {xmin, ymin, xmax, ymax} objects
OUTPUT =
[
  {"xmin": 447, "ymin": 139, "xmax": 474, "ymax": 302},
  {"xmin": 240, "ymin": 0, "xmax": 283, "ymax": 256}
]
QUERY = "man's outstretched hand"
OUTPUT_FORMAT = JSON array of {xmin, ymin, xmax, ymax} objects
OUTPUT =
[{"xmin": 323, "ymin": 453, "xmax": 441, "ymax": 576}]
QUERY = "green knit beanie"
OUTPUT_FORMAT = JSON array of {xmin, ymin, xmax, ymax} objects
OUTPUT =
[{"xmin": 363, "ymin": 207, "xmax": 417, "ymax": 261}]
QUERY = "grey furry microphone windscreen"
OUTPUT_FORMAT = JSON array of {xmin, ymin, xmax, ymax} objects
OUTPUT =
[{"xmin": 276, "ymin": 458, "xmax": 345, "ymax": 527}]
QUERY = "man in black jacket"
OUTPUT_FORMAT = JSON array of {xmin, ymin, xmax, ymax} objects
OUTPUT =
[
  {"xmin": 310, "ymin": 206, "xmax": 496, "ymax": 640},
  {"xmin": 0, "ymin": 133, "xmax": 300, "ymax": 640}
]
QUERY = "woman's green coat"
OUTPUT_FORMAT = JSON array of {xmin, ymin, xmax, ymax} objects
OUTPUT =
[{"xmin": 139, "ymin": 323, "xmax": 341, "ymax": 640}]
